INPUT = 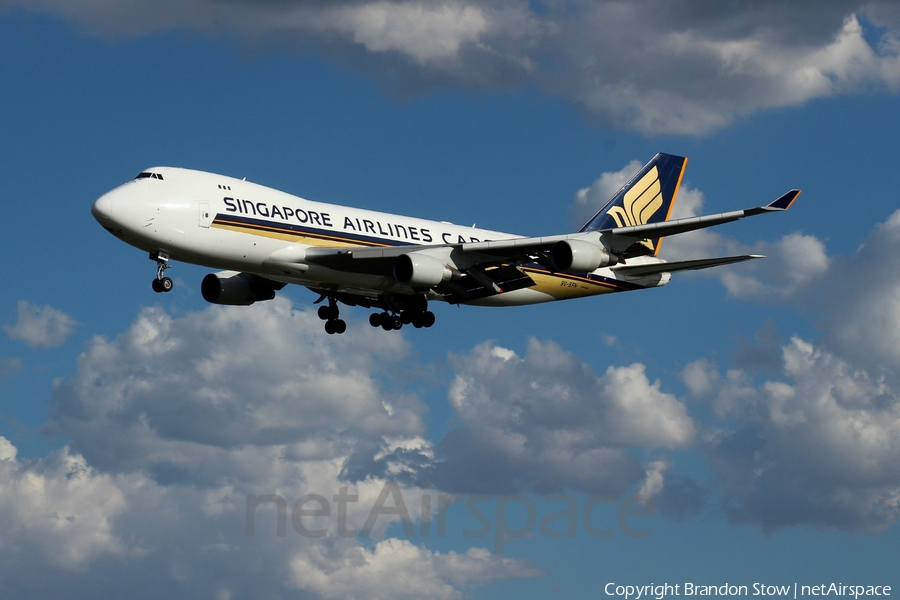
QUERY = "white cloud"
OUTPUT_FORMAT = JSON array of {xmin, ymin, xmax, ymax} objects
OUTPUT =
[
  {"xmin": 0, "ymin": 439, "xmax": 136, "ymax": 571},
  {"xmin": 568, "ymin": 159, "xmax": 642, "ymax": 229},
  {"xmin": 0, "ymin": 436, "xmax": 16, "ymax": 461},
  {"xmin": 289, "ymin": 539, "xmax": 539, "ymax": 600},
  {"xmin": 693, "ymin": 337, "xmax": 900, "ymax": 532},
  {"xmin": 3, "ymin": 301, "xmax": 78, "ymax": 349},
  {"xmin": 638, "ymin": 460, "xmax": 667, "ymax": 499},
  {"xmin": 5, "ymin": 1, "xmax": 900, "ymax": 134},
  {"xmin": 307, "ymin": 2, "xmax": 491, "ymax": 65},
  {"xmin": 0, "ymin": 299, "xmax": 543, "ymax": 597},
  {"xmin": 434, "ymin": 339, "xmax": 694, "ymax": 495},
  {"xmin": 820, "ymin": 209, "xmax": 900, "ymax": 376},
  {"xmin": 46, "ymin": 298, "xmax": 424, "ymax": 478},
  {"xmin": 718, "ymin": 233, "xmax": 830, "ymax": 301}
]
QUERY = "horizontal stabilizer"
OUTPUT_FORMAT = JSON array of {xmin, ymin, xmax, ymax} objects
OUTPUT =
[{"xmin": 612, "ymin": 254, "xmax": 764, "ymax": 276}]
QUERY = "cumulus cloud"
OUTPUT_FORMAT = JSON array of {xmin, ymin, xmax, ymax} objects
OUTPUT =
[
  {"xmin": 289, "ymin": 539, "xmax": 540, "ymax": 600},
  {"xmin": 0, "ymin": 439, "xmax": 136, "ymax": 571},
  {"xmin": 46, "ymin": 298, "xmax": 423, "ymax": 479},
  {"xmin": 3, "ymin": 301, "xmax": 78, "ymax": 349},
  {"xmin": 4, "ymin": 1, "xmax": 900, "ymax": 133},
  {"xmin": 716, "ymin": 233, "xmax": 830, "ymax": 301},
  {"xmin": 432, "ymin": 339, "xmax": 694, "ymax": 495},
  {"xmin": 7, "ymin": 213, "xmax": 900, "ymax": 595},
  {"xmin": 688, "ymin": 337, "xmax": 900, "ymax": 533},
  {"xmin": 568, "ymin": 159, "xmax": 643, "ymax": 229},
  {"xmin": 819, "ymin": 209, "xmax": 900, "ymax": 377},
  {"xmin": 0, "ymin": 435, "xmax": 535, "ymax": 598},
  {"xmin": 0, "ymin": 301, "xmax": 543, "ymax": 597}
]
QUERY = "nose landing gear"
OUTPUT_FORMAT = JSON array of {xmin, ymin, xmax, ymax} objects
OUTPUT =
[{"xmin": 150, "ymin": 251, "xmax": 174, "ymax": 293}]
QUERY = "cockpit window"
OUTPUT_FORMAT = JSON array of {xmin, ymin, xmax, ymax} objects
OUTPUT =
[{"xmin": 134, "ymin": 172, "xmax": 165, "ymax": 180}]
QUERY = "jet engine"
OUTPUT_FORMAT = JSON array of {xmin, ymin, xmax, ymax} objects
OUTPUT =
[
  {"xmin": 550, "ymin": 239, "xmax": 618, "ymax": 272},
  {"xmin": 201, "ymin": 271, "xmax": 283, "ymax": 305},
  {"xmin": 393, "ymin": 253, "xmax": 452, "ymax": 287}
]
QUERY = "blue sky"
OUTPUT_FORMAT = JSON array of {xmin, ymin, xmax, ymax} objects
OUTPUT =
[{"xmin": 1, "ymin": 2, "xmax": 900, "ymax": 598}]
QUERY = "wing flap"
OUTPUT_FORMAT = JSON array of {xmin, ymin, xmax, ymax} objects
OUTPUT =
[{"xmin": 436, "ymin": 265, "xmax": 535, "ymax": 302}]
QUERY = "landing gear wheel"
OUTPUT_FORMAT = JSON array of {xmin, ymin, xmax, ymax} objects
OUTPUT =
[
  {"xmin": 325, "ymin": 319, "xmax": 346, "ymax": 335},
  {"xmin": 391, "ymin": 316, "xmax": 403, "ymax": 330},
  {"xmin": 150, "ymin": 251, "xmax": 173, "ymax": 294},
  {"xmin": 369, "ymin": 312, "xmax": 383, "ymax": 328},
  {"xmin": 423, "ymin": 311, "xmax": 435, "ymax": 328},
  {"xmin": 318, "ymin": 305, "xmax": 333, "ymax": 321}
]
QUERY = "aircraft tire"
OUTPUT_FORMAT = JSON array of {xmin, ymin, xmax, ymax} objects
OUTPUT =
[
  {"xmin": 334, "ymin": 319, "xmax": 346, "ymax": 334},
  {"xmin": 151, "ymin": 279, "xmax": 163, "ymax": 293},
  {"xmin": 324, "ymin": 320, "xmax": 336, "ymax": 335},
  {"xmin": 318, "ymin": 306, "xmax": 331, "ymax": 320},
  {"xmin": 161, "ymin": 277, "xmax": 174, "ymax": 292},
  {"xmin": 423, "ymin": 311, "xmax": 435, "ymax": 328}
]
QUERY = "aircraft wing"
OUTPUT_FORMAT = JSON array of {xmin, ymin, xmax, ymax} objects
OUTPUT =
[
  {"xmin": 295, "ymin": 189, "xmax": 799, "ymax": 269},
  {"xmin": 298, "ymin": 245, "xmax": 538, "ymax": 303},
  {"xmin": 601, "ymin": 190, "xmax": 800, "ymax": 246},
  {"xmin": 283, "ymin": 189, "xmax": 799, "ymax": 303}
]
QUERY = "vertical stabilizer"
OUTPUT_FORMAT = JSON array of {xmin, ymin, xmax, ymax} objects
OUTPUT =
[{"xmin": 579, "ymin": 153, "xmax": 687, "ymax": 256}]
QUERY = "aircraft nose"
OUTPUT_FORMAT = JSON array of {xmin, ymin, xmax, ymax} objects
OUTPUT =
[{"xmin": 91, "ymin": 194, "xmax": 113, "ymax": 223}]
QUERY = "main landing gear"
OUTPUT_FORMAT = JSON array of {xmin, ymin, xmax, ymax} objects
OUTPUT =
[
  {"xmin": 368, "ymin": 309, "xmax": 435, "ymax": 331},
  {"xmin": 317, "ymin": 298, "xmax": 347, "ymax": 335},
  {"xmin": 150, "ymin": 252, "xmax": 174, "ymax": 293},
  {"xmin": 312, "ymin": 292, "xmax": 435, "ymax": 334}
]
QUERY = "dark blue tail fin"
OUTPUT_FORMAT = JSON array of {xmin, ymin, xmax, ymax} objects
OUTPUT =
[{"xmin": 579, "ymin": 153, "xmax": 688, "ymax": 256}]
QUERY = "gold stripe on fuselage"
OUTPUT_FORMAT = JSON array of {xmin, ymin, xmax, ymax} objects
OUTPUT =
[{"xmin": 522, "ymin": 267, "xmax": 625, "ymax": 300}]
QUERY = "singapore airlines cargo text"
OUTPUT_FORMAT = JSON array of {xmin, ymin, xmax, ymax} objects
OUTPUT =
[{"xmin": 604, "ymin": 584, "xmax": 892, "ymax": 600}]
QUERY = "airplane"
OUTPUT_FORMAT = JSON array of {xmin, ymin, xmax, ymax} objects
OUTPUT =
[{"xmin": 90, "ymin": 153, "xmax": 799, "ymax": 334}]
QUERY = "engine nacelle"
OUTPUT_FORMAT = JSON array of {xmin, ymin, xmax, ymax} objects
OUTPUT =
[
  {"xmin": 393, "ymin": 253, "xmax": 452, "ymax": 288},
  {"xmin": 550, "ymin": 239, "xmax": 617, "ymax": 272},
  {"xmin": 201, "ymin": 271, "xmax": 280, "ymax": 306}
]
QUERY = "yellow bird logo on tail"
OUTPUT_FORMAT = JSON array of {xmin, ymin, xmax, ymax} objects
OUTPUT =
[{"xmin": 605, "ymin": 166, "xmax": 663, "ymax": 252}]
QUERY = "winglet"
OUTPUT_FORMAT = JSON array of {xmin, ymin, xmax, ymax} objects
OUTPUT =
[{"xmin": 766, "ymin": 189, "xmax": 801, "ymax": 211}]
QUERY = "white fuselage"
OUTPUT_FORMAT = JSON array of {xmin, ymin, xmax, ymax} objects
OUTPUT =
[{"xmin": 91, "ymin": 167, "xmax": 665, "ymax": 306}]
